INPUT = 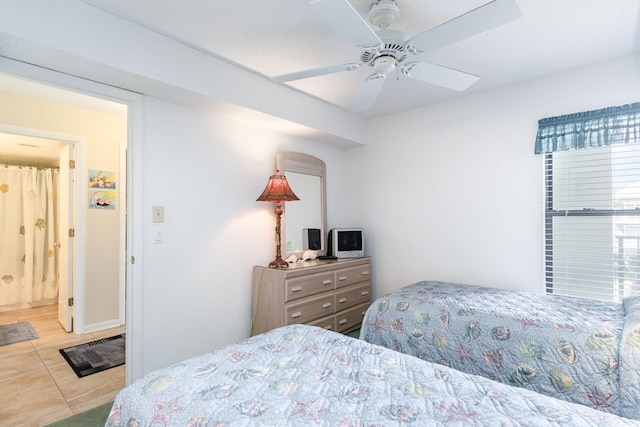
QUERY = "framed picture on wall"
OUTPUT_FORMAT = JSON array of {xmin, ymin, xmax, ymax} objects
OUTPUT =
[
  {"xmin": 88, "ymin": 169, "xmax": 116, "ymax": 189},
  {"xmin": 89, "ymin": 189, "xmax": 116, "ymax": 209},
  {"xmin": 88, "ymin": 169, "xmax": 116, "ymax": 209}
]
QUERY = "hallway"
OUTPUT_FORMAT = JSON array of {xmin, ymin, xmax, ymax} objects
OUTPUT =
[{"xmin": 0, "ymin": 304, "xmax": 125, "ymax": 426}]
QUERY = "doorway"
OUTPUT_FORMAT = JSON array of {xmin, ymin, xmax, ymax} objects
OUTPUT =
[
  {"xmin": 0, "ymin": 70, "xmax": 128, "ymax": 342},
  {"xmin": 0, "ymin": 84, "xmax": 127, "ymax": 335},
  {"xmin": 0, "ymin": 130, "xmax": 74, "ymax": 332},
  {"xmin": 0, "ymin": 58, "xmax": 144, "ymax": 383}
]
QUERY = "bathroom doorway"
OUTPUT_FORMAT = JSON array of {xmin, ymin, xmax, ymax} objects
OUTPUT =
[{"xmin": 0, "ymin": 131, "xmax": 73, "ymax": 331}]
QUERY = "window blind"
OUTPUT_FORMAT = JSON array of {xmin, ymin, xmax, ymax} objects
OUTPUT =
[{"xmin": 545, "ymin": 144, "xmax": 640, "ymax": 301}]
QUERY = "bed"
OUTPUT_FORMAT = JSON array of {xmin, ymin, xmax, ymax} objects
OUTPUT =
[
  {"xmin": 105, "ymin": 323, "xmax": 640, "ymax": 426},
  {"xmin": 359, "ymin": 280, "xmax": 640, "ymax": 420}
]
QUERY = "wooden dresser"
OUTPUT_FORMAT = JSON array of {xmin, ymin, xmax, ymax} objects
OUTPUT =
[{"xmin": 251, "ymin": 257, "xmax": 371, "ymax": 336}]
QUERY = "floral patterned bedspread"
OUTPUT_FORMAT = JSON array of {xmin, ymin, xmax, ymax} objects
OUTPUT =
[
  {"xmin": 105, "ymin": 324, "xmax": 640, "ymax": 426},
  {"xmin": 360, "ymin": 280, "xmax": 640, "ymax": 420},
  {"xmin": 621, "ymin": 296, "xmax": 640, "ymax": 420}
]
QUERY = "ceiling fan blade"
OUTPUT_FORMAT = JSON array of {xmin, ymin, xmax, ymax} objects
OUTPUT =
[
  {"xmin": 310, "ymin": 0, "xmax": 383, "ymax": 47},
  {"xmin": 272, "ymin": 63, "xmax": 360, "ymax": 83},
  {"xmin": 407, "ymin": 62, "xmax": 479, "ymax": 91},
  {"xmin": 353, "ymin": 75, "xmax": 385, "ymax": 111},
  {"xmin": 411, "ymin": 0, "xmax": 521, "ymax": 53}
]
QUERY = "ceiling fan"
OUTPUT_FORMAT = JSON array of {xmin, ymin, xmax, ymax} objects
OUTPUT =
[{"xmin": 273, "ymin": 0, "xmax": 521, "ymax": 111}]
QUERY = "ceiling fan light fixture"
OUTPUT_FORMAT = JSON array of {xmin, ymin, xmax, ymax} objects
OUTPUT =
[
  {"xmin": 369, "ymin": 0, "xmax": 399, "ymax": 29},
  {"xmin": 373, "ymin": 56, "xmax": 396, "ymax": 74}
]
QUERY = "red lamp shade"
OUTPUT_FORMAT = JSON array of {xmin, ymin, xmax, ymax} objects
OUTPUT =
[
  {"xmin": 257, "ymin": 170, "xmax": 299, "ymax": 268},
  {"xmin": 256, "ymin": 170, "xmax": 299, "ymax": 202}
]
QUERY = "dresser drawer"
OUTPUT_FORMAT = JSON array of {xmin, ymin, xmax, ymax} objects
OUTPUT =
[
  {"xmin": 336, "ymin": 302, "xmax": 370, "ymax": 333},
  {"xmin": 252, "ymin": 258, "xmax": 371, "ymax": 336},
  {"xmin": 335, "ymin": 283, "xmax": 370, "ymax": 311},
  {"xmin": 335, "ymin": 264, "xmax": 371, "ymax": 289},
  {"xmin": 285, "ymin": 272, "xmax": 335, "ymax": 302},
  {"xmin": 285, "ymin": 292, "xmax": 335, "ymax": 325},
  {"xmin": 306, "ymin": 314, "xmax": 335, "ymax": 332}
]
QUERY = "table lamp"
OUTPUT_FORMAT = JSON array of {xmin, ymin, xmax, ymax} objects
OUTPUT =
[{"xmin": 257, "ymin": 170, "xmax": 299, "ymax": 268}]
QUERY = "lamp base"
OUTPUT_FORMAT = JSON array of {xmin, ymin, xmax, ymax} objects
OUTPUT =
[{"xmin": 268, "ymin": 257, "xmax": 289, "ymax": 269}]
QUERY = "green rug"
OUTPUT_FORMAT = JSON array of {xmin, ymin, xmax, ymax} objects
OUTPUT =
[{"xmin": 45, "ymin": 401, "xmax": 113, "ymax": 427}]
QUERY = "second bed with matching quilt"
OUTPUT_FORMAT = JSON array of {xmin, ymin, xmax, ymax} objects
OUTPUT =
[
  {"xmin": 106, "ymin": 323, "xmax": 640, "ymax": 426},
  {"xmin": 360, "ymin": 280, "xmax": 640, "ymax": 420}
]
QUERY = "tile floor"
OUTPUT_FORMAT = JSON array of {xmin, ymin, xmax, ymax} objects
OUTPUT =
[{"xmin": 0, "ymin": 304, "xmax": 125, "ymax": 426}]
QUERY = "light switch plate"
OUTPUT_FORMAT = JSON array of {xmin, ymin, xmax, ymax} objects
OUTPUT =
[{"xmin": 152, "ymin": 205, "xmax": 164, "ymax": 223}]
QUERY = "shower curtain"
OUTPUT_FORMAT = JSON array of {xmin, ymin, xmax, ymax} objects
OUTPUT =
[{"xmin": 0, "ymin": 165, "xmax": 59, "ymax": 306}]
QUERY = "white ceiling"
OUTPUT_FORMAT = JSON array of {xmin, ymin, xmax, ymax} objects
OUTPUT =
[
  {"xmin": 0, "ymin": 132, "xmax": 67, "ymax": 166},
  {"xmin": 79, "ymin": 0, "xmax": 640, "ymax": 119}
]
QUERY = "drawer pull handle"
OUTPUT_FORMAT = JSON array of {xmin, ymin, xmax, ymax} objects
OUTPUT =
[
  {"xmin": 338, "ymin": 298, "xmax": 348, "ymax": 303},
  {"xmin": 361, "ymin": 291, "xmax": 369, "ymax": 296},
  {"xmin": 324, "ymin": 325, "xmax": 333, "ymax": 330},
  {"xmin": 338, "ymin": 318, "xmax": 348, "ymax": 325},
  {"xmin": 322, "ymin": 279, "xmax": 332, "ymax": 285},
  {"xmin": 322, "ymin": 302, "xmax": 332, "ymax": 309},
  {"xmin": 361, "ymin": 271, "xmax": 369, "ymax": 276},
  {"xmin": 291, "ymin": 286, "xmax": 302, "ymax": 292},
  {"xmin": 291, "ymin": 312, "xmax": 302, "ymax": 318},
  {"xmin": 338, "ymin": 276, "xmax": 347, "ymax": 281}
]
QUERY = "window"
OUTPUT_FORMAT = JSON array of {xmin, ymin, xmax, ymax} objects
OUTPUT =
[
  {"xmin": 538, "ymin": 103, "xmax": 640, "ymax": 302},
  {"xmin": 544, "ymin": 145, "xmax": 640, "ymax": 301}
]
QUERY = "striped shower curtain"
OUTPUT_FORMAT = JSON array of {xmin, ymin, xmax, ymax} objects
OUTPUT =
[{"xmin": 0, "ymin": 165, "xmax": 59, "ymax": 306}]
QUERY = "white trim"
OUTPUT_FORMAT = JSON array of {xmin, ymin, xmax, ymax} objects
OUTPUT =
[
  {"xmin": 74, "ymin": 140, "xmax": 87, "ymax": 333},
  {"xmin": 83, "ymin": 318, "xmax": 122, "ymax": 333},
  {"xmin": 0, "ymin": 56, "xmax": 145, "ymax": 384},
  {"xmin": 119, "ymin": 141, "xmax": 127, "ymax": 325},
  {"xmin": 125, "ymin": 91, "xmax": 145, "ymax": 384}
]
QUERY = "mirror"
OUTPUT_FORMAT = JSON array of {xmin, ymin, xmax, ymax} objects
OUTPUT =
[{"xmin": 277, "ymin": 152, "xmax": 327, "ymax": 258}]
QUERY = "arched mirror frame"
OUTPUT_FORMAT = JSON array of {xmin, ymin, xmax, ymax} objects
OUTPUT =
[{"xmin": 277, "ymin": 151, "xmax": 327, "ymax": 259}]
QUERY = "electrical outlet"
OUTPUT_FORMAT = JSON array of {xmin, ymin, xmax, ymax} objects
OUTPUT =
[{"xmin": 153, "ymin": 225, "xmax": 163, "ymax": 244}]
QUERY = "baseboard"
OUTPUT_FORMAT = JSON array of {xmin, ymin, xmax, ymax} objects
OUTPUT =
[
  {"xmin": 0, "ymin": 299, "xmax": 57, "ymax": 313},
  {"xmin": 83, "ymin": 319, "xmax": 123, "ymax": 333}
]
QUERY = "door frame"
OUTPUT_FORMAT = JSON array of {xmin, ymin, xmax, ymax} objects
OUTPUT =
[
  {"xmin": 0, "ymin": 124, "xmax": 86, "ymax": 332},
  {"xmin": 0, "ymin": 56, "xmax": 145, "ymax": 383},
  {"xmin": 119, "ymin": 141, "xmax": 127, "ymax": 325}
]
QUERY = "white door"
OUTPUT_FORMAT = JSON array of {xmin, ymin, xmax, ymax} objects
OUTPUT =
[{"xmin": 57, "ymin": 144, "xmax": 75, "ymax": 331}]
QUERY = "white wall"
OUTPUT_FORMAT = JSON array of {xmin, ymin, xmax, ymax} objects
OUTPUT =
[
  {"xmin": 139, "ymin": 97, "xmax": 348, "ymax": 372},
  {"xmin": 344, "ymin": 54, "xmax": 640, "ymax": 298}
]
